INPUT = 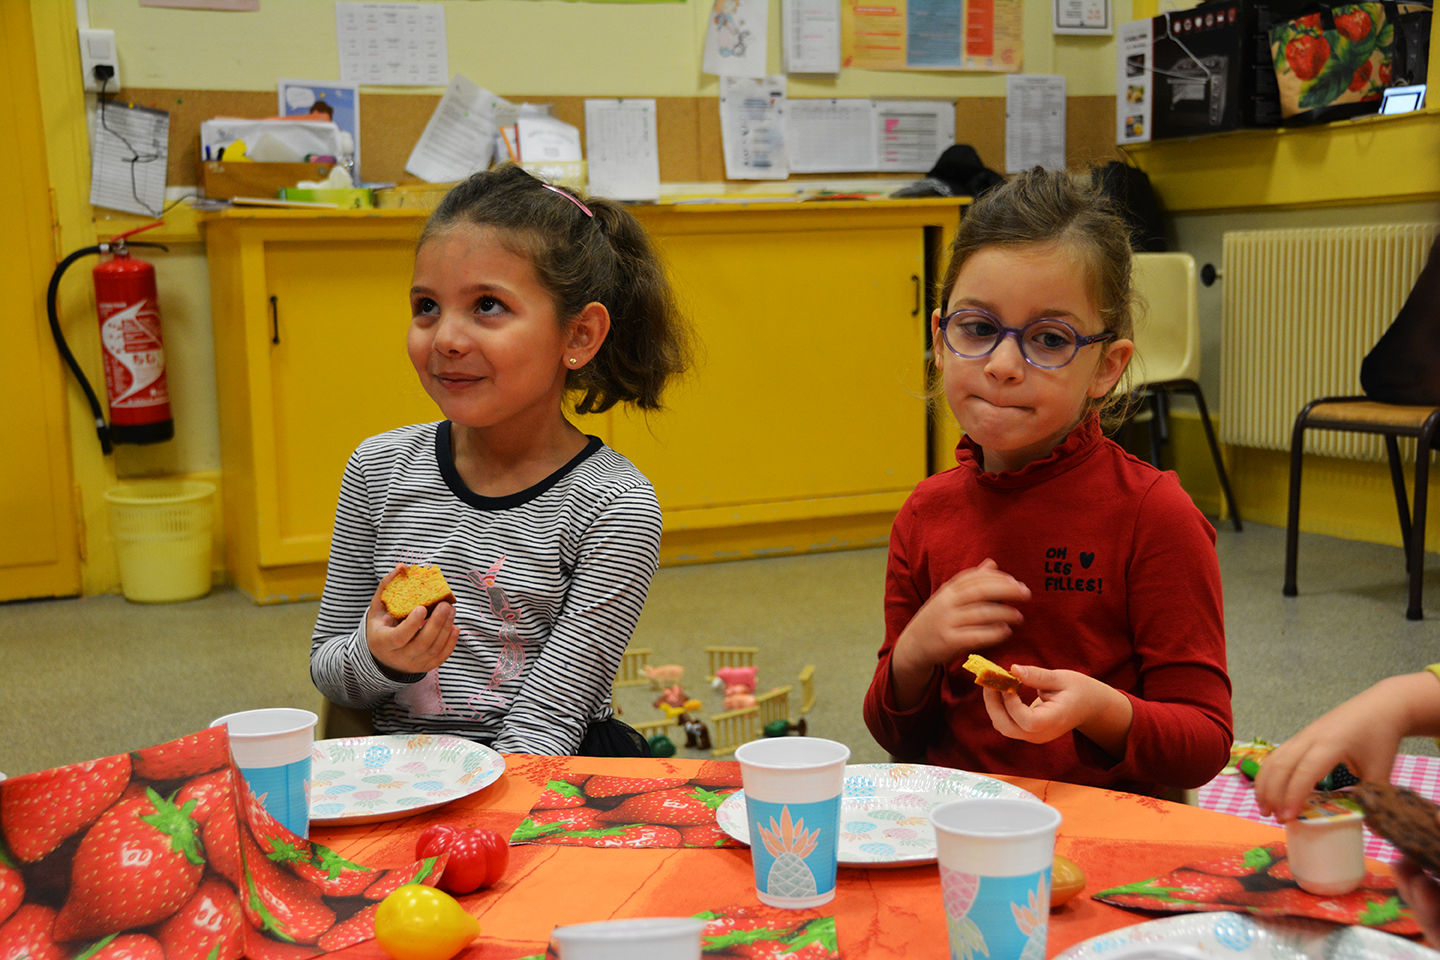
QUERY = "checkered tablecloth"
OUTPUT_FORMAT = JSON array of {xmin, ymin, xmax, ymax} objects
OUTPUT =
[{"xmin": 1197, "ymin": 753, "xmax": 1440, "ymax": 863}]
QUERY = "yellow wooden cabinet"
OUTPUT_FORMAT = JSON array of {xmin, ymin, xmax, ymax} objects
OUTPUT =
[
  {"xmin": 205, "ymin": 200, "xmax": 963, "ymax": 603},
  {"xmin": 0, "ymin": 0, "xmax": 82, "ymax": 602}
]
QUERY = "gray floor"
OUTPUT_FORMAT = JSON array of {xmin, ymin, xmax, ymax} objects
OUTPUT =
[{"xmin": 3, "ymin": 521, "xmax": 1438, "ymax": 777}]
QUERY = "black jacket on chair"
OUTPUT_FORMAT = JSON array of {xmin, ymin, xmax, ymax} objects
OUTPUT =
[{"xmin": 1362, "ymin": 231, "xmax": 1440, "ymax": 406}]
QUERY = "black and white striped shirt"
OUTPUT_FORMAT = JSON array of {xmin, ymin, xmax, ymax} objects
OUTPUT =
[{"xmin": 310, "ymin": 421, "xmax": 662, "ymax": 754}]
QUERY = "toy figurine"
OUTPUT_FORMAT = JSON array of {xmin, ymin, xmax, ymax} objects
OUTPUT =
[
  {"xmin": 648, "ymin": 733, "xmax": 677, "ymax": 757},
  {"xmin": 652, "ymin": 684, "xmax": 690, "ymax": 709},
  {"xmin": 660, "ymin": 699, "xmax": 702, "ymax": 723},
  {"xmin": 643, "ymin": 664, "xmax": 685, "ymax": 690},
  {"xmin": 682, "ymin": 715, "xmax": 711, "ymax": 750},
  {"xmin": 713, "ymin": 666, "xmax": 756, "ymax": 694},
  {"xmin": 763, "ymin": 717, "xmax": 808, "ymax": 738},
  {"xmin": 723, "ymin": 692, "xmax": 757, "ymax": 711}
]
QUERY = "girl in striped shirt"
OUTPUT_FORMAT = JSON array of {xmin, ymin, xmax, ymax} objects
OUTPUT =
[{"xmin": 311, "ymin": 165, "xmax": 691, "ymax": 755}]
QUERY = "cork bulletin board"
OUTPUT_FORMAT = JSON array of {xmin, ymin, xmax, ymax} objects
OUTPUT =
[{"xmin": 119, "ymin": 88, "xmax": 1121, "ymax": 188}]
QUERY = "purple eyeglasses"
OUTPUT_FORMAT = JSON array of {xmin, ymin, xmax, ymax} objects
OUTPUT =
[{"xmin": 938, "ymin": 309, "xmax": 1116, "ymax": 370}]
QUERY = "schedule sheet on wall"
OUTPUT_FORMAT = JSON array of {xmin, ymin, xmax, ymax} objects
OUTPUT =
[
  {"xmin": 782, "ymin": 0, "xmax": 841, "ymax": 73},
  {"xmin": 584, "ymin": 99, "xmax": 661, "ymax": 202},
  {"xmin": 787, "ymin": 99, "xmax": 877, "ymax": 173},
  {"xmin": 336, "ymin": 1, "xmax": 448, "ymax": 86},
  {"xmin": 1005, "ymin": 74, "xmax": 1066, "ymax": 173},
  {"xmin": 874, "ymin": 100, "xmax": 954, "ymax": 171}
]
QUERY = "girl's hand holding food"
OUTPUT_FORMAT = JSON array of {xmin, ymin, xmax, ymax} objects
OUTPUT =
[
  {"xmin": 983, "ymin": 664, "xmax": 1133, "ymax": 759},
  {"xmin": 366, "ymin": 564, "xmax": 460, "ymax": 675}
]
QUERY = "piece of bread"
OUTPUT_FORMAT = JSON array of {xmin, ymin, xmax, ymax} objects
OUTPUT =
[
  {"xmin": 962, "ymin": 654, "xmax": 1021, "ymax": 694},
  {"xmin": 380, "ymin": 564, "xmax": 456, "ymax": 619},
  {"xmin": 1354, "ymin": 780, "xmax": 1440, "ymax": 873}
]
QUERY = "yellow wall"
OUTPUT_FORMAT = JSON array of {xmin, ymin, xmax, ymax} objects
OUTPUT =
[{"xmin": 86, "ymin": 0, "xmax": 1134, "ymax": 98}]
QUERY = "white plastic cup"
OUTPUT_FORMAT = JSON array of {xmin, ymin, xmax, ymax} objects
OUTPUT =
[
  {"xmin": 734, "ymin": 737, "xmax": 851, "ymax": 909},
  {"xmin": 930, "ymin": 798, "xmax": 1063, "ymax": 960},
  {"xmin": 551, "ymin": 917, "xmax": 706, "ymax": 960},
  {"xmin": 1286, "ymin": 810, "xmax": 1365, "ymax": 896},
  {"xmin": 211, "ymin": 708, "xmax": 317, "ymax": 838}
]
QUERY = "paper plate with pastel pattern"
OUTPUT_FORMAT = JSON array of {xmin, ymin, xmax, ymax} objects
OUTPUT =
[
  {"xmin": 308, "ymin": 734, "xmax": 505, "ymax": 826},
  {"xmin": 1055, "ymin": 912, "xmax": 1440, "ymax": 960},
  {"xmin": 715, "ymin": 762, "xmax": 1039, "ymax": 867}
]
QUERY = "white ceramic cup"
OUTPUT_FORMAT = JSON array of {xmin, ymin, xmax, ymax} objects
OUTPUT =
[
  {"xmin": 734, "ymin": 737, "xmax": 851, "ymax": 909},
  {"xmin": 930, "ymin": 798, "xmax": 1063, "ymax": 960},
  {"xmin": 1285, "ymin": 813, "xmax": 1365, "ymax": 895},
  {"xmin": 551, "ymin": 917, "xmax": 706, "ymax": 960},
  {"xmin": 211, "ymin": 707, "xmax": 317, "ymax": 838}
]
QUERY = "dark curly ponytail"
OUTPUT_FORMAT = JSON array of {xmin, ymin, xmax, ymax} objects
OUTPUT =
[{"xmin": 421, "ymin": 164, "xmax": 693, "ymax": 413}]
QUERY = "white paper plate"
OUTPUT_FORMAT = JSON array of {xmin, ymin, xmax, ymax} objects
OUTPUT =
[
  {"xmin": 715, "ymin": 762, "xmax": 1040, "ymax": 867},
  {"xmin": 1055, "ymin": 912, "xmax": 1440, "ymax": 960},
  {"xmin": 308, "ymin": 734, "xmax": 505, "ymax": 826}
]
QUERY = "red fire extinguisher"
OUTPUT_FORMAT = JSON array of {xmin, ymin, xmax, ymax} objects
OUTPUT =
[{"xmin": 48, "ymin": 221, "xmax": 175, "ymax": 452}]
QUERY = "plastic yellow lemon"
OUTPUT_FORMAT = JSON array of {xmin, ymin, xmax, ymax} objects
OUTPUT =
[
  {"xmin": 1051, "ymin": 854, "xmax": 1087, "ymax": 908},
  {"xmin": 375, "ymin": 884, "xmax": 480, "ymax": 960}
]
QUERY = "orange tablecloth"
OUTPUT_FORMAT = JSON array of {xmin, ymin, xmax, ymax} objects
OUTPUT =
[{"xmin": 315, "ymin": 755, "xmax": 1294, "ymax": 959}]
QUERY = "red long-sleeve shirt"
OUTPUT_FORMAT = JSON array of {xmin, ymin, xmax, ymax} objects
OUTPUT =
[{"xmin": 863, "ymin": 417, "xmax": 1233, "ymax": 795}]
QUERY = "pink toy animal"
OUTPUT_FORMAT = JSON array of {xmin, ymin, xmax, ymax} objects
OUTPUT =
[
  {"xmin": 723, "ymin": 692, "xmax": 757, "ymax": 710},
  {"xmin": 652, "ymin": 685, "xmax": 690, "ymax": 709},
  {"xmin": 643, "ymin": 664, "xmax": 685, "ymax": 689},
  {"xmin": 713, "ymin": 666, "xmax": 756, "ymax": 694}
]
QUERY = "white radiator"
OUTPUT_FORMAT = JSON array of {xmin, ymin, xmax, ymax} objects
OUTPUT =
[{"xmin": 1220, "ymin": 223, "xmax": 1437, "ymax": 460}]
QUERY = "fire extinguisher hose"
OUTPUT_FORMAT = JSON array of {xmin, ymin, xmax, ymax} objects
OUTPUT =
[
  {"xmin": 46, "ymin": 239, "xmax": 170, "ymax": 456},
  {"xmin": 47, "ymin": 245, "xmax": 112, "ymax": 455}
]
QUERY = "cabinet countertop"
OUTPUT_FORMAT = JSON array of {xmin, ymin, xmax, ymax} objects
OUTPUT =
[{"xmin": 97, "ymin": 196, "xmax": 969, "ymax": 244}]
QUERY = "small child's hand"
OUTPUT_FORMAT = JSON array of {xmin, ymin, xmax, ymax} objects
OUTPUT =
[
  {"xmin": 889, "ymin": 560, "xmax": 1030, "ymax": 710},
  {"xmin": 366, "ymin": 565, "xmax": 460, "ymax": 675},
  {"xmin": 1252, "ymin": 673, "xmax": 1431, "ymax": 822},
  {"xmin": 982, "ymin": 664, "xmax": 1133, "ymax": 758}
]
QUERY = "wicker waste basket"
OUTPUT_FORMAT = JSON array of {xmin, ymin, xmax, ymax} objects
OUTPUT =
[{"xmin": 104, "ymin": 480, "xmax": 216, "ymax": 603}]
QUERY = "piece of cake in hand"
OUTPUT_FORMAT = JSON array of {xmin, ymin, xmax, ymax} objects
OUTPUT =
[
  {"xmin": 962, "ymin": 653, "xmax": 1022, "ymax": 694},
  {"xmin": 380, "ymin": 564, "xmax": 456, "ymax": 619}
]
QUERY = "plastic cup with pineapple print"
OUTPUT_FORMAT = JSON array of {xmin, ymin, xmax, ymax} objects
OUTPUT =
[
  {"xmin": 734, "ymin": 737, "xmax": 851, "ymax": 909},
  {"xmin": 929, "ymin": 798, "xmax": 1062, "ymax": 960}
]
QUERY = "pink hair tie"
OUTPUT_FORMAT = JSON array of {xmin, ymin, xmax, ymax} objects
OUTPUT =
[{"xmin": 543, "ymin": 183, "xmax": 594, "ymax": 218}]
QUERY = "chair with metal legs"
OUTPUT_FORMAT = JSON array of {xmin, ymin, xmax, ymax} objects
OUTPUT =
[{"xmin": 1283, "ymin": 397, "xmax": 1440, "ymax": 621}]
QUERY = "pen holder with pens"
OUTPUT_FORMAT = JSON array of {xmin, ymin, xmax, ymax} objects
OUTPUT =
[{"xmin": 199, "ymin": 160, "xmax": 334, "ymax": 201}]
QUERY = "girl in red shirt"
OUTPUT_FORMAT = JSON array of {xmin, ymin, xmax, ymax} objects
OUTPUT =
[{"xmin": 863, "ymin": 168, "xmax": 1232, "ymax": 795}]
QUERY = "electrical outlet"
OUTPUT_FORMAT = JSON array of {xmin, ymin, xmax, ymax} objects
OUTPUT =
[{"xmin": 79, "ymin": 28, "xmax": 120, "ymax": 93}]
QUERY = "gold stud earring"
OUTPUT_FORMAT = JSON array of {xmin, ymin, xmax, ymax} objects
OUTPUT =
[{"xmin": 568, "ymin": 358, "xmax": 578, "ymax": 365}]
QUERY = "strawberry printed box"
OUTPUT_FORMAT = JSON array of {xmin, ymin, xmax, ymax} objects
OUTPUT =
[
  {"xmin": 0, "ymin": 726, "xmax": 445, "ymax": 959},
  {"xmin": 1269, "ymin": 3, "xmax": 1399, "ymax": 123}
]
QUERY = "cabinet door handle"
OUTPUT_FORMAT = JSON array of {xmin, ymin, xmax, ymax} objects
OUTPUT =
[
  {"xmin": 911, "ymin": 275, "xmax": 921, "ymax": 317},
  {"xmin": 269, "ymin": 295, "xmax": 280, "ymax": 345}
]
